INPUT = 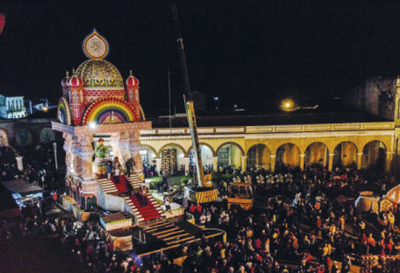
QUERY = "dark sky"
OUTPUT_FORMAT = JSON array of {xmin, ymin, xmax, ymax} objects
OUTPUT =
[{"xmin": 2, "ymin": 4, "xmax": 400, "ymax": 116}]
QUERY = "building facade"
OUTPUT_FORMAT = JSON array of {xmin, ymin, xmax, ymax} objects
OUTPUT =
[{"xmin": 139, "ymin": 76, "xmax": 400, "ymax": 178}]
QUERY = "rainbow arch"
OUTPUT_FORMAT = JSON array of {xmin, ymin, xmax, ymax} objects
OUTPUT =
[
  {"xmin": 82, "ymin": 98, "xmax": 139, "ymax": 125},
  {"xmin": 57, "ymin": 97, "xmax": 72, "ymax": 125}
]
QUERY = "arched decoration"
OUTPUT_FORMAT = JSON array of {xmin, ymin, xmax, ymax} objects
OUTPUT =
[
  {"xmin": 275, "ymin": 143, "xmax": 300, "ymax": 172},
  {"xmin": 333, "ymin": 141, "xmax": 358, "ymax": 169},
  {"xmin": 246, "ymin": 144, "xmax": 271, "ymax": 171},
  {"xmin": 40, "ymin": 128, "xmax": 56, "ymax": 143},
  {"xmin": 15, "ymin": 129, "xmax": 33, "ymax": 146},
  {"xmin": 57, "ymin": 97, "xmax": 72, "ymax": 125},
  {"xmin": 0, "ymin": 128, "xmax": 9, "ymax": 146},
  {"xmin": 361, "ymin": 140, "xmax": 387, "ymax": 172},
  {"xmin": 188, "ymin": 144, "xmax": 214, "ymax": 170},
  {"xmin": 81, "ymin": 97, "xmax": 139, "ymax": 125},
  {"xmin": 304, "ymin": 142, "xmax": 329, "ymax": 169}
]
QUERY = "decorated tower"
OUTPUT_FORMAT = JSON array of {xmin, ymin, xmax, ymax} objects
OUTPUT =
[{"xmin": 53, "ymin": 29, "xmax": 151, "ymax": 210}]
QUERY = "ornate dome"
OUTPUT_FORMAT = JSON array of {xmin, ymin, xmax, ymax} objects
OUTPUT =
[
  {"xmin": 126, "ymin": 70, "xmax": 139, "ymax": 86},
  {"xmin": 69, "ymin": 71, "xmax": 84, "ymax": 87},
  {"xmin": 75, "ymin": 59, "xmax": 124, "ymax": 88}
]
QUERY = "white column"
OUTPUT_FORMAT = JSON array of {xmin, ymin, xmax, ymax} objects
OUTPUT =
[
  {"xmin": 155, "ymin": 157, "xmax": 162, "ymax": 175},
  {"xmin": 183, "ymin": 157, "xmax": 190, "ymax": 175},
  {"xmin": 15, "ymin": 156, "xmax": 23, "ymax": 171},
  {"xmin": 212, "ymin": 156, "xmax": 218, "ymax": 172}
]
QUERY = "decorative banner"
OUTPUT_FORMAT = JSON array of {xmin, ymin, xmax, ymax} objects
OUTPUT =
[{"xmin": 0, "ymin": 13, "xmax": 5, "ymax": 34}]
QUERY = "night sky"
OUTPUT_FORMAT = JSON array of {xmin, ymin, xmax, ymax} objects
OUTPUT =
[{"xmin": 2, "ymin": 4, "xmax": 400, "ymax": 116}]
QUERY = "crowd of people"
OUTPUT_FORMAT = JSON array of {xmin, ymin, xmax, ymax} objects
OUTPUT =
[
  {"xmin": 167, "ymin": 164, "xmax": 400, "ymax": 273},
  {"xmin": 2, "ymin": 139, "xmax": 400, "ymax": 272}
]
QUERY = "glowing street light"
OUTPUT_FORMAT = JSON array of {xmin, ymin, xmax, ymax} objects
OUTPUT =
[{"xmin": 281, "ymin": 99, "xmax": 295, "ymax": 111}]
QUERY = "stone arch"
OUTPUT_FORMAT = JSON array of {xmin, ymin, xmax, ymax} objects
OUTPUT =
[
  {"xmin": 188, "ymin": 142, "xmax": 217, "ymax": 157},
  {"xmin": 361, "ymin": 140, "xmax": 387, "ymax": 172},
  {"xmin": 139, "ymin": 144, "xmax": 158, "ymax": 166},
  {"xmin": 215, "ymin": 142, "xmax": 244, "ymax": 169},
  {"xmin": 333, "ymin": 141, "xmax": 358, "ymax": 168},
  {"xmin": 40, "ymin": 127, "xmax": 56, "ymax": 143},
  {"xmin": 246, "ymin": 144, "xmax": 271, "ymax": 171},
  {"xmin": 216, "ymin": 142, "xmax": 244, "ymax": 156},
  {"xmin": 304, "ymin": 142, "xmax": 329, "ymax": 169},
  {"xmin": 276, "ymin": 143, "xmax": 300, "ymax": 172},
  {"xmin": 158, "ymin": 143, "xmax": 187, "ymax": 158}
]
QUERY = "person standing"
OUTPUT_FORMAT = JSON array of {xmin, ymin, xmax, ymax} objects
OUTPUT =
[
  {"xmin": 125, "ymin": 159, "xmax": 131, "ymax": 177},
  {"xmin": 106, "ymin": 162, "xmax": 112, "ymax": 180}
]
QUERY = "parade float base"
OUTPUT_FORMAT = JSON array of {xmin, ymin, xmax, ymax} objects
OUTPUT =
[
  {"xmin": 184, "ymin": 186, "xmax": 218, "ymax": 204},
  {"xmin": 100, "ymin": 212, "xmax": 134, "ymax": 231}
]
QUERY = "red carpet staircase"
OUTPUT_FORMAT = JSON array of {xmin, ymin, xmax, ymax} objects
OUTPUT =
[
  {"xmin": 124, "ymin": 193, "xmax": 165, "ymax": 224},
  {"xmin": 126, "ymin": 173, "xmax": 143, "ymax": 189}
]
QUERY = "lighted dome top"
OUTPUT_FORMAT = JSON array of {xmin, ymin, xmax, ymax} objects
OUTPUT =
[
  {"xmin": 75, "ymin": 29, "xmax": 124, "ymax": 88},
  {"xmin": 75, "ymin": 59, "xmax": 124, "ymax": 88}
]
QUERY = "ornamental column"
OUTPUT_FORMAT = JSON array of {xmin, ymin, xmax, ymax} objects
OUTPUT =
[
  {"xmin": 63, "ymin": 133, "xmax": 74, "ymax": 174},
  {"xmin": 270, "ymin": 155, "xmax": 276, "ymax": 173},
  {"xmin": 212, "ymin": 156, "xmax": 218, "ymax": 172},
  {"xmin": 357, "ymin": 152, "xmax": 363, "ymax": 170},
  {"xmin": 78, "ymin": 134, "xmax": 94, "ymax": 181},
  {"xmin": 129, "ymin": 130, "xmax": 144, "ymax": 178},
  {"xmin": 78, "ymin": 134, "xmax": 97, "ymax": 209},
  {"xmin": 300, "ymin": 154, "xmax": 305, "ymax": 170},
  {"xmin": 241, "ymin": 156, "xmax": 248, "ymax": 172},
  {"xmin": 328, "ymin": 153, "xmax": 334, "ymax": 172}
]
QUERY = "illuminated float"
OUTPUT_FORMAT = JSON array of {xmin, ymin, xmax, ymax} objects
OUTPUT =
[{"xmin": 52, "ymin": 29, "xmax": 165, "ymax": 230}]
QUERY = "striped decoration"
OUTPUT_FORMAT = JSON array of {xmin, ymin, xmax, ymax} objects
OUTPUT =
[
  {"xmin": 57, "ymin": 97, "xmax": 72, "ymax": 125},
  {"xmin": 196, "ymin": 189, "xmax": 218, "ymax": 203},
  {"xmin": 81, "ymin": 97, "xmax": 139, "ymax": 125}
]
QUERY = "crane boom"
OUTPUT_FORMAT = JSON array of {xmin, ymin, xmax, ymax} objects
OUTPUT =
[{"xmin": 171, "ymin": 4, "xmax": 209, "ymax": 188}]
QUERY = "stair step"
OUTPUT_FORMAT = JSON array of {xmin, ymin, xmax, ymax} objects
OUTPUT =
[
  {"xmin": 146, "ymin": 224, "xmax": 174, "ymax": 233},
  {"xmin": 152, "ymin": 227, "xmax": 179, "ymax": 236},
  {"xmin": 166, "ymin": 236, "xmax": 195, "ymax": 245},
  {"xmin": 163, "ymin": 233, "xmax": 190, "ymax": 241},
  {"xmin": 157, "ymin": 230, "xmax": 186, "ymax": 239}
]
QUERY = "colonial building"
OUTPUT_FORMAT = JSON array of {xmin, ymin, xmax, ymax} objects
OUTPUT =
[{"xmin": 139, "ymin": 76, "xmax": 400, "ymax": 178}]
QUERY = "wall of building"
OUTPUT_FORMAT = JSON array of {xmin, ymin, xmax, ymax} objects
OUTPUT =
[{"xmin": 345, "ymin": 76, "xmax": 395, "ymax": 121}]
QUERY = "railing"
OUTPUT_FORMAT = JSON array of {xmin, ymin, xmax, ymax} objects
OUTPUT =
[{"xmin": 140, "ymin": 122, "xmax": 395, "ymax": 136}]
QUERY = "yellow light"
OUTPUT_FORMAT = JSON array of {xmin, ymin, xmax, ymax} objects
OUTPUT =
[
  {"xmin": 281, "ymin": 99, "xmax": 295, "ymax": 111},
  {"xmin": 43, "ymin": 107, "xmax": 48, "ymax": 112}
]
